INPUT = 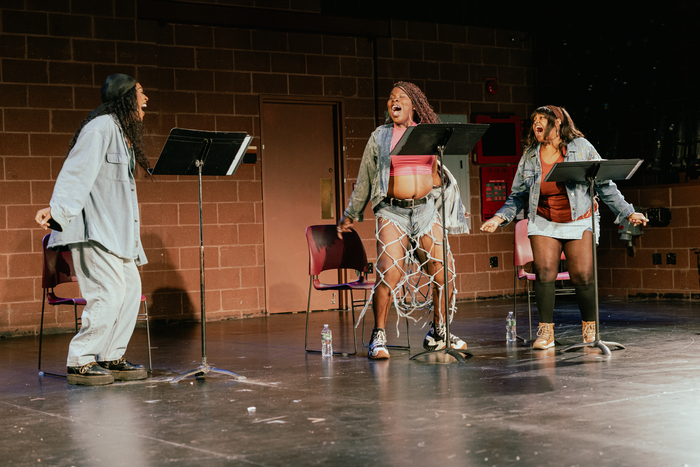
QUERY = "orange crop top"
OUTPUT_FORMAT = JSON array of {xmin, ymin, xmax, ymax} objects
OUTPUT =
[
  {"xmin": 537, "ymin": 147, "xmax": 593, "ymax": 222},
  {"xmin": 390, "ymin": 123, "xmax": 435, "ymax": 176}
]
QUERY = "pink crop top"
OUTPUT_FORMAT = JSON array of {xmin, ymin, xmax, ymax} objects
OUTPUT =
[
  {"xmin": 390, "ymin": 123, "xmax": 435, "ymax": 176},
  {"xmin": 390, "ymin": 155, "xmax": 435, "ymax": 176}
]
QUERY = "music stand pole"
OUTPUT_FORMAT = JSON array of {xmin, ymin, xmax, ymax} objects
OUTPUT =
[
  {"xmin": 151, "ymin": 128, "xmax": 251, "ymax": 383},
  {"xmin": 409, "ymin": 142, "xmax": 473, "ymax": 363},
  {"xmin": 383, "ymin": 123, "xmax": 487, "ymax": 362},
  {"xmin": 544, "ymin": 158, "xmax": 642, "ymax": 356},
  {"xmin": 171, "ymin": 157, "xmax": 245, "ymax": 383},
  {"xmin": 560, "ymin": 171, "xmax": 625, "ymax": 356}
]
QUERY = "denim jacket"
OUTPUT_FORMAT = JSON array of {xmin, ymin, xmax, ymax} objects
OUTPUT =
[
  {"xmin": 494, "ymin": 138, "xmax": 634, "ymax": 227},
  {"xmin": 48, "ymin": 115, "xmax": 147, "ymax": 265},
  {"xmin": 343, "ymin": 124, "xmax": 469, "ymax": 234}
]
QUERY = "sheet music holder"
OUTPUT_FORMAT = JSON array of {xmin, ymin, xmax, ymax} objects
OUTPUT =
[
  {"xmin": 151, "ymin": 128, "xmax": 252, "ymax": 383},
  {"xmin": 544, "ymin": 158, "xmax": 643, "ymax": 356},
  {"xmin": 391, "ymin": 123, "xmax": 489, "ymax": 363},
  {"xmin": 543, "ymin": 159, "xmax": 644, "ymax": 184},
  {"xmin": 391, "ymin": 123, "xmax": 489, "ymax": 158},
  {"xmin": 151, "ymin": 128, "xmax": 252, "ymax": 177}
]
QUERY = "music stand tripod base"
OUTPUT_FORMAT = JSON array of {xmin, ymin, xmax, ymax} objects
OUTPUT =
[
  {"xmin": 171, "ymin": 361, "xmax": 246, "ymax": 384},
  {"xmin": 561, "ymin": 340, "xmax": 626, "ymax": 357},
  {"xmin": 410, "ymin": 347, "xmax": 473, "ymax": 363},
  {"xmin": 515, "ymin": 334, "xmax": 528, "ymax": 344}
]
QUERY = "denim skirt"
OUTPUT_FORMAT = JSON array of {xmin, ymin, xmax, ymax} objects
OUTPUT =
[{"xmin": 528, "ymin": 211, "xmax": 600, "ymax": 244}]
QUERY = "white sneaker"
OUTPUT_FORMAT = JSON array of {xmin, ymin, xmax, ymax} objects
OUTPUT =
[
  {"xmin": 368, "ymin": 328, "xmax": 390, "ymax": 359},
  {"xmin": 423, "ymin": 322, "xmax": 467, "ymax": 351}
]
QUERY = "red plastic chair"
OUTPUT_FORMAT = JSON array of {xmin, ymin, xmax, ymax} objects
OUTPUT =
[
  {"xmin": 38, "ymin": 234, "xmax": 152, "ymax": 376},
  {"xmin": 304, "ymin": 225, "xmax": 375, "ymax": 355},
  {"xmin": 513, "ymin": 219, "xmax": 574, "ymax": 341}
]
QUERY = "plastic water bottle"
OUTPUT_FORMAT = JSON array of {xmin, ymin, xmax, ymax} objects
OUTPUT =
[
  {"xmin": 506, "ymin": 312, "xmax": 516, "ymax": 342},
  {"xmin": 321, "ymin": 324, "xmax": 333, "ymax": 357}
]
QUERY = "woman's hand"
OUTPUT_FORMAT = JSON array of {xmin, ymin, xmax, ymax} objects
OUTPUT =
[
  {"xmin": 627, "ymin": 212, "xmax": 648, "ymax": 227},
  {"xmin": 35, "ymin": 207, "xmax": 52, "ymax": 230},
  {"xmin": 336, "ymin": 216, "xmax": 355, "ymax": 239},
  {"xmin": 480, "ymin": 215, "xmax": 504, "ymax": 233}
]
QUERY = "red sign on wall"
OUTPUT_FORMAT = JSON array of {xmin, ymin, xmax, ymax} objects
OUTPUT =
[{"xmin": 480, "ymin": 166, "xmax": 515, "ymax": 221}]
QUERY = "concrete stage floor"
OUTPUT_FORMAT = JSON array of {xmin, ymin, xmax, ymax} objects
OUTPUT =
[{"xmin": 1, "ymin": 297, "xmax": 699, "ymax": 466}]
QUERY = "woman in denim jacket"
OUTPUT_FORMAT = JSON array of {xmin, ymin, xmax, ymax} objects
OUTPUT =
[
  {"xmin": 337, "ymin": 82, "xmax": 469, "ymax": 359},
  {"xmin": 481, "ymin": 105, "xmax": 647, "ymax": 349}
]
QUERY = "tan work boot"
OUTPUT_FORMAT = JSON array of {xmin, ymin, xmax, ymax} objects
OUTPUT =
[
  {"xmin": 582, "ymin": 321, "xmax": 596, "ymax": 344},
  {"xmin": 532, "ymin": 322, "xmax": 555, "ymax": 349}
]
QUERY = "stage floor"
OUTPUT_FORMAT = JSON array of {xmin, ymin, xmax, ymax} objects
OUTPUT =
[{"xmin": 1, "ymin": 297, "xmax": 699, "ymax": 466}]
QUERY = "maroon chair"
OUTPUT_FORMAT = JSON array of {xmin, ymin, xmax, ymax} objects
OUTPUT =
[
  {"xmin": 304, "ymin": 225, "xmax": 375, "ymax": 355},
  {"xmin": 513, "ymin": 219, "xmax": 574, "ymax": 342},
  {"xmin": 38, "ymin": 234, "xmax": 152, "ymax": 376}
]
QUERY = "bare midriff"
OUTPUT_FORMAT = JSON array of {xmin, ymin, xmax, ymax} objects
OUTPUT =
[{"xmin": 387, "ymin": 174, "xmax": 434, "ymax": 199}]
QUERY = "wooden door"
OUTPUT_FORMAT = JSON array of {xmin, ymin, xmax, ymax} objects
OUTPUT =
[{"xmin": 260, "ymin": 97, "xmax": 344, "ymax": 313}]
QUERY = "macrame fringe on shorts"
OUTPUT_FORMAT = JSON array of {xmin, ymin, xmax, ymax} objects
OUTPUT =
[{"xmin": 354, "ymin": 213, "xmax": 458, "ymax": 336}]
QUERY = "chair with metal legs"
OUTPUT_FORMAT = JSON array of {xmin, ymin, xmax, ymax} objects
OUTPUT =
[{"xmin": 304, "ymin": 225, "xmax": 375, "ymax": 355}]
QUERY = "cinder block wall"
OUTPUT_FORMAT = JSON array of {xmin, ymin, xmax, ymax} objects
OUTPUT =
[
  {"xmin": 3, "ymin": 0, "xmax": 694, "ymax": 337},
  {"xmin": 595, "ymin": 184, "xmax": 700, "ymax": 299},
  {"xmin": 0, "ymin": 0, "xmax": 533, "ymax": 336}
]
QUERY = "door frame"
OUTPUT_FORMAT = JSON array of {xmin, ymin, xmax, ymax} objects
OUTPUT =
[{"xmin": 258, "ymin": 94, "xmax": 349, "ymax": 312}]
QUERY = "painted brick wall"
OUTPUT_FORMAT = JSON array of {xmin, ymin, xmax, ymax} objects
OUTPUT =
[
  {"xmin": 8, "ymin": 1, "xmax": 694, "ymax": 338},
  {"xmin": 594, "ymin": 183, "xmax": 700, "ymax": 299}
]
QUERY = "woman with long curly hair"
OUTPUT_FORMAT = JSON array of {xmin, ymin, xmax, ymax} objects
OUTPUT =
[
  {"xmin": 35, "ymin": 74, "xmax": 151, "ymax": 385},
  {"xmin": 337, "ymin": 81, "xmax": 469, "ymax": 359},
  {"xmin": 480, "ymin": 105, "xmax": 647, "ymax": 349}
]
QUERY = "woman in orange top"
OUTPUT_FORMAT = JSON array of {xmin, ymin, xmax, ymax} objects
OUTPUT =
[{"xmin": 481, "ymin": 105, "xmax": 647, "ymax": 349}]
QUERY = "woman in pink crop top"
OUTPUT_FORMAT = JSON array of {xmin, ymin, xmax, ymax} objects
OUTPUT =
[{"xmin": 337, "ymin": 82, "xmax": 469, "ymax": 359}]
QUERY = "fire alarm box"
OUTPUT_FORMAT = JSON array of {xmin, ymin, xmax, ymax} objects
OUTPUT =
[{"xmin": 481, "ymin": 166, "xmax": 514, "ymax": 221}]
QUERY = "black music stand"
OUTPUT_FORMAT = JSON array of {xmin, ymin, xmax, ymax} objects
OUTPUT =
[
  {"xmin": 391, "ymin": 123, "xmax": 489, "ymax": 363},
  {"xmin": 151, "ymin": 128, "xmax": 252, "ymax": 382},
  {"xmin": 544, "ymin": 158, "xmax": 643, "ymax": 356}
]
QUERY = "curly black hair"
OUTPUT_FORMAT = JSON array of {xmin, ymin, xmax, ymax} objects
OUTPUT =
[
  {"xmin": 386, "ymin": 81, "xmax": 442, "ymax": 125},
  {"xmin": 67, "ymin": 86, "xmax": 150, "ymax": 173},
  {"xmin": 525, "ymin": 105, "xmax": 584, "ymax": 154}
]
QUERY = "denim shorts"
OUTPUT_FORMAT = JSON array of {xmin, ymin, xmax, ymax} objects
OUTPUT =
[
  {"xmin": 374, "ymin": 194, "xmax": 438, "ymax": 237},
  {"xmin": 528, "ymin": 211, "xmax": 600, "ymax": 244}
]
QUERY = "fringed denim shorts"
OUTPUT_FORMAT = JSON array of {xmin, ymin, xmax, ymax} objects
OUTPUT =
[
  {"xmin": 373, "ymin": 194, "xmax": 437, "ymax": 236},
  {"xmin": 528, "ymin": 211, "xmax": 601, "ymax": 244}
]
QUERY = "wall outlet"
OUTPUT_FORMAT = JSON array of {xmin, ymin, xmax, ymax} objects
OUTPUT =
[
  {"xmin": 367, "ymin": 262, "xmax": 373, "ymax": 273},
  {"xmin": 667, "ymin": 253, "xmax": 676, "ymax": 265},
  {"xmin": 489, "ymin": 256, "xmax": 498, "ymax": 268},
  {"xmin": 652, "ymin": 253, "xmax": 662, "ymax": 265}
]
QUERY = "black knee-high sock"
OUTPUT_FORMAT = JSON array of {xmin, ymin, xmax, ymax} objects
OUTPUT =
[
  {"xmin": 575, "ymin": 283, "xmax": 597, "ymax": 322},
  {"xmin": 534, "ymin": 281, "xmax": 555, "ymax": 323}
]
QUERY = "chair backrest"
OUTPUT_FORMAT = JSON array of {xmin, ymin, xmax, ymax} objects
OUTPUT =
[
  {"xmin": 513, "ymin": 219, "xmax": 533, "ymax": 267},
  {"xmin": 305, "ymin": 225, "xmax": 369, "ymax": 276},
  {"xmin": 513, "ymin": 219, "xmax": 566, "ymax": 267},
  {"xmin": 41, "ymin": 234, "xmax": 78, "ymax": 289}
]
